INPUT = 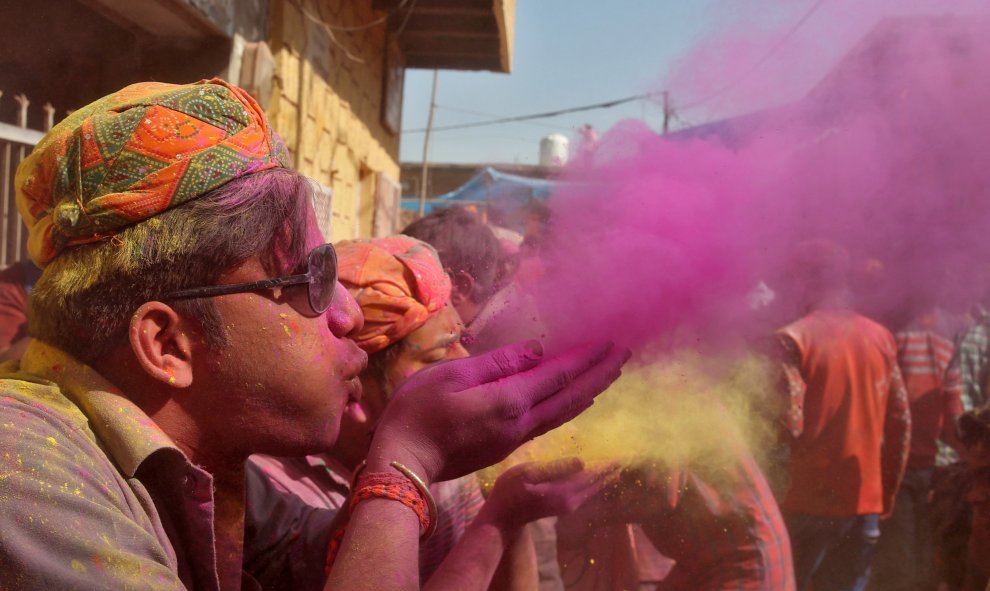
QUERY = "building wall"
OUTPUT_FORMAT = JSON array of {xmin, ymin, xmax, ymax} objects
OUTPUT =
[{"xmin": 267, "ymin": 0, "xmax": 401, "ymax": 241}]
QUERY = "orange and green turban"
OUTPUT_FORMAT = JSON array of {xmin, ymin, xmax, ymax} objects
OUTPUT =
[
  {"xmin": 16, "ymin": 78, "xmax": 288, "ymax": 267},
  {"xmin": 336, "ymin": 236, "xmax": 452, "ymax": 354}
]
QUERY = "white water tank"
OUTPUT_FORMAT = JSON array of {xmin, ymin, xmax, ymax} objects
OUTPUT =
[{"xmin": 539, "ymin": 133, "xmax": 569, "ymax": 167}]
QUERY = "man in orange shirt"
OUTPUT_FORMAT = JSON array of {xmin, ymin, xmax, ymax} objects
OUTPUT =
[{"xmin": 775, "ymin": 241, "xmax": 911, "ymax": 591}]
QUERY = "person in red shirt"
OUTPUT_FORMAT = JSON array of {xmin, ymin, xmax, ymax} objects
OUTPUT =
[
  {"xmin": 0, "ymin": 259, "xmax": 40, "ymax": 360},
  {"xmin": 556, "ymin": 445, "xmax": 795, "ymax": 591},
  {"xmin": 775, "ymin": 241, "xmax": 911, "ymax": 591}
]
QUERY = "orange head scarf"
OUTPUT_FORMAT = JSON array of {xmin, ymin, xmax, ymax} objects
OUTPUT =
[
  {"xmin": 336, "ymin": 236, "xmax": 452, "ymax": 354},
  {"xmin": 16, "ymin": 78, "xmax": 288, "ymax": 266}
]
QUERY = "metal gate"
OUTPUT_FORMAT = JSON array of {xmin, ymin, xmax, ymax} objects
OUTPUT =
[{"xmin": 0, "ymin": 93, "xmax": 48, "ymax": 269}]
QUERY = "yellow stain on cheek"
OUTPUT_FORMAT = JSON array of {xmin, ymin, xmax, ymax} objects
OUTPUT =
[{"xmin": 46, "ymin": 436, "xmax": 58, "ymax": 448}]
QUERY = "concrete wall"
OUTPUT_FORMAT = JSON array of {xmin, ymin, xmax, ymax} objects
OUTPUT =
[{"xmin": 267, "ymin": 0, "xmax": 401, "ymax": 241}]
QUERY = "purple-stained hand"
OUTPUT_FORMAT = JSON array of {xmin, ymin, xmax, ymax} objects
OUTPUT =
[
  {"xmin": 366, "ymin": 340, "xmax": 631, "ymax": 483},
  {"xmin": 481, "ymin": 458, "xmax": 617, "ymax": 529}
]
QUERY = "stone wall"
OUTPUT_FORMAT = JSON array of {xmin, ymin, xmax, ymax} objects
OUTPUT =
[{"xmin": 268, "ymin": 0, "xmax": 401, "ymax": 241}]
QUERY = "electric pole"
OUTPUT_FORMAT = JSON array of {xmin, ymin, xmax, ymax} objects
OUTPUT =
[
  {"xmin": 418, "ymin": 70, "xmax": 439, "ymax": 217},
  {"xmin": 662, "ymin": 91, "xmax": 672, "ymax": 135}
]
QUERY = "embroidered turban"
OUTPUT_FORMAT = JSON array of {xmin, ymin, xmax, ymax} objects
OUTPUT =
[
  {"xmin": 16, "ymin": 78, "xmax": 288, "ymax": 267},
  {"xmin": 336, "ymin": 236, "xmax": 452, "ymax": 354}
]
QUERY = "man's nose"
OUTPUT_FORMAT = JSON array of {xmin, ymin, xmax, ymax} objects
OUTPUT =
[{"xmin": 327, "ymin": 282, "xmax": 364, "ymax": 338}]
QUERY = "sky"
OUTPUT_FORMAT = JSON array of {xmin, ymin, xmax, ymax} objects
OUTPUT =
[{"xmin": 398, "ymin": 0, "xmax": 986, "ymax": 165}]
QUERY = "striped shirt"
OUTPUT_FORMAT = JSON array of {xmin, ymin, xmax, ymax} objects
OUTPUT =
[
  {"xmin": 896, "ymin": 328, "xmax": 963, "ymax": 468},
  {"xmin": 955, "ymin": 310, "xmax": 990, "ymax": 412}
]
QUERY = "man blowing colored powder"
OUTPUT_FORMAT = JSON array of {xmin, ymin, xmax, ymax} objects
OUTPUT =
[
  {"xmin": 774, "ymin": 241, "xmax": 911, "ymax": 591},
  {"xmin": 0, "ymin": 79, "xmax": 629, "ymax": 590},
  {"xmin": 246, "ymin": 236, "xmax": 606, "ymax": 590}
]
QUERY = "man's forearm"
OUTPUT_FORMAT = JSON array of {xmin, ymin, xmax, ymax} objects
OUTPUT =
[
  {"xmin": 488, "ymin": 526, "xmax": 537, "ymax": 591},
  {"xmin": 327, "ymin": 498, "xmax": 423, "ymax": 591}
]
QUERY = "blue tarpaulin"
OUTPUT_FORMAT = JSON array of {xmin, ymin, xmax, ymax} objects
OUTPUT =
[{"xmin": 401, "ymin": 167, "xmax": 558, "ymax": 214}]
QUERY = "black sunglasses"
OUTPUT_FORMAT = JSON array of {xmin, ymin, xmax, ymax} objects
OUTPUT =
[{"xmin": 163, "ymin": 243, "xmax": 338, "ymax": 317}]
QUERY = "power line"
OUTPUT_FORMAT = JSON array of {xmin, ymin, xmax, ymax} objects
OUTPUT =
[
  {"xmin": 434, "ymin": 104, "xmax": 574, "ymax": 132},
  {"xmin": 679, "ymin": 0, "xmax": 828, "ymax": 111},
  {"xmin": 394, "ymin": 0, "xmax": 418, "ymax": 36},
  {"xmin": 403, "ymin": 92, "xmax": 661, "ymax": 133}
]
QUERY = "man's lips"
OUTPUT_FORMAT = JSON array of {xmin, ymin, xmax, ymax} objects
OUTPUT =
[
  {"xmin": 342, "ymin": 347, "xmax": 368, "ymax": 401},
  {"xmin": 346, "ymin": 376, "xmax": 363, "ymax": 403}
]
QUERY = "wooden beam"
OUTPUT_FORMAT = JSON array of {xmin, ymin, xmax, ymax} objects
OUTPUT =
[
  {"xmin": 401, "ymin": 35, "xmax": 500, "ymax": 55},
  {"xmin": 406, "ymin": 55, "xmax": 502, "ymax": 71},
  {"xmin": 401, "ymin": 30, "xmax": 500, "ymax": 40},
  {"xmin": 375, "ymin": 0, "xmax": 490, "ymax": 11},
  {"xmin": 395, "ymin": 13, "xmax": 497, "ymax": 32},
  {"xmin": 79, "ymin": 0, "xmax": 224, "ymax": 38}
]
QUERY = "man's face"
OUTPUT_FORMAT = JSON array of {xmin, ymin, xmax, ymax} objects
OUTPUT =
[
  {"xmin": 340, "ymin": 304, "xmax": 469, "ymax": 452},
  {"xmin": 383, "ymin": 303, "xmax": 469, "ymax": 396},
  {"xmin": 197, "ymin": 215, "xmax": 367, "ymax": 457}
]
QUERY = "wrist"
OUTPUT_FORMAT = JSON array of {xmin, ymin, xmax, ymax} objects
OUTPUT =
[
  {"xmin": 366, "ymin": 431, "xmax": 439, "ymax": 485},
  {"xmin": 476, "ymin": 495, "xmax": 525, "ymax": 534},
  {"xmin": 474, "ymin": 501, "xmax": 523, "ymax": 544}
]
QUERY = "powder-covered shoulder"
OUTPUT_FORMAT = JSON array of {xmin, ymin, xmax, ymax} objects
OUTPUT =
[
  {"xmin": 0, "ymin": 383, "xmax": 183, "ymax": 590},
  {"xmin": 0, "ymin": 370, "xmax": 91, "ymax": 430}
]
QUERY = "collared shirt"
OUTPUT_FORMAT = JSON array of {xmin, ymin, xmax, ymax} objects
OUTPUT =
[
  {"xmin": 0, "ymin": 340, "xmax": 331, "ymax": 590},
  {"xmin": 777, "ymin": 309, "xmax": 911, "ymax": 516}
]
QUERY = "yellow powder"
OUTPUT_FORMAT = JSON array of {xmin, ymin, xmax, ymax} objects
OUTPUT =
[{"xmin": 482, "ymin": 350, "xmax": 778, "ymax": 488}]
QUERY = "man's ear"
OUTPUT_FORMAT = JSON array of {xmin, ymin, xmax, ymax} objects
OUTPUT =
[
  {"xmin": 129, "ymin": 302, "xmax": 195, "ymax": 388},
  {"xmin": 449, "ymin": 270, "xmax": 476, "ymax": 306}
]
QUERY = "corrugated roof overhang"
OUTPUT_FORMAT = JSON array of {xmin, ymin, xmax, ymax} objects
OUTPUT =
[{"xmin": 373, "ymin": 0, "xmax": 514, "ymax": 73}]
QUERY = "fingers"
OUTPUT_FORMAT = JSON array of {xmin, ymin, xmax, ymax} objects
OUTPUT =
[
  {"xmin": 538, "ymin": 468, "xmax": 611, "ymax": 516},
  {"xmin": 491, "ymin": 341, "xmax": 617, "ymax": 415},
  {"xmin": 523, "ymin": 344, "xmax": 631, "ymax": 438},
  {"xmin": 519, "ymin": 457, "xmax": 585, "ymax": 484},
  {"xmin": 427, "ymin": 339, "xmax": 546, "ymax": 390}
]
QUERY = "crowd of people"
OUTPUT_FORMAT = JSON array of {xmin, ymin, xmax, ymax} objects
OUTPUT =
[{"xmin": 0, "ymin": 79, "xmax": 987, "ymax": 591}]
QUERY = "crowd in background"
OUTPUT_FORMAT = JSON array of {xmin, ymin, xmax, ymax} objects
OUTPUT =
[{"xmin": 1, "ymin": 79, "xmax": 989, "ymax": 591}]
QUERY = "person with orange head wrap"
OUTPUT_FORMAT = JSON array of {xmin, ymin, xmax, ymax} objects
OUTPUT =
[
  {"xmin": 336, "ymin": 235, "xmax": 453, "ymax": 355},
  {"xmin": 247, "ymin": 236, "xmax": 612, "ymax": 591}
]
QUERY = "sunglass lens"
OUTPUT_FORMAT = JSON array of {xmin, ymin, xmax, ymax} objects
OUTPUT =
[{"xmin": 307, "ymin": 244, "xmax": 338, "ymax": 314}]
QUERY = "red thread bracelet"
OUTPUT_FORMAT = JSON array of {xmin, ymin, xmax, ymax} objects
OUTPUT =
[
  {"xmin": 324, "ymin": 461, "xmax": 437, "ymax": 576},
  {"xmin": 351, "ymin": 471, "xmax": 431, "ymax": 532}
]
